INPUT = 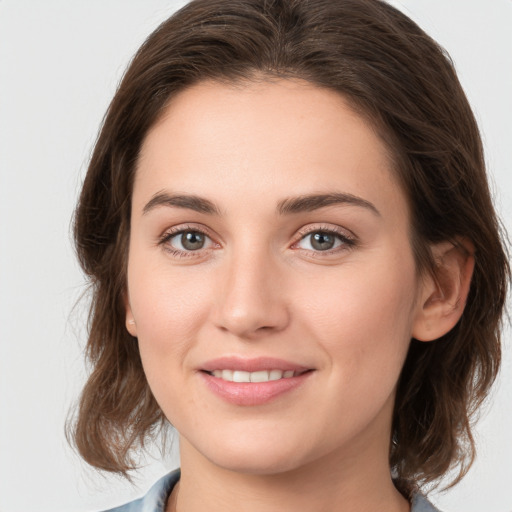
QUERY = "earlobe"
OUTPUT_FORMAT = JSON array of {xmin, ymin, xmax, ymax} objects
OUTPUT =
[
  {"xmin": 412, "ymin": 239, "xmax": 475, "ymax": 342},
  {"xmin": 124, "ymin": 295, "xmax": 138, "ymax": 337}
]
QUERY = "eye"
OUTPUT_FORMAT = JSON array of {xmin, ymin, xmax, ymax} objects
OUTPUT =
[
  {"xmin": 295, "ymin": 228, "xmax": 356, "ymax": 253},
  {"xmin": 159, "ymin": 226, "xmax": 216, "ymax": 257},
  {"xmin": 172, "ymin": 231, "xmax": 208, "ymax": 251}
]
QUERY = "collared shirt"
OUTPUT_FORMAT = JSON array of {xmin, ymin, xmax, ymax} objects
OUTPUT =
[{"xmin": 102, "ymin": 469, "xmax": 442, "ymax": 512}]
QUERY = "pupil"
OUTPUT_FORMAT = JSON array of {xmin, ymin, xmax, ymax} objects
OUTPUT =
[
  {"xmin": 181, "ymin": 232, "xmax": 204, "ymax": 250},
  {"xmin": 311, "ymin": 232, "xmax": 334, "ymax": 251}
]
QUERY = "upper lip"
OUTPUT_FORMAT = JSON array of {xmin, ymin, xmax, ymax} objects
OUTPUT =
[{"xmin": 200, "ymin": 356, "xmax": 311, "ymax": 373}]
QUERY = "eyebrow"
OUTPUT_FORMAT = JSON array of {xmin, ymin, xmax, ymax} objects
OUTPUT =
[
  {"xmin": 143, "ymin": 192, "xmax": 222, "ymax": 216},
  {"xmin": 276, "ymin": 192, "xmax": 380, "ymax": 217},
  {"xmin": 142, "ymin": 191, "xmax": 380, "ymax": 217}
]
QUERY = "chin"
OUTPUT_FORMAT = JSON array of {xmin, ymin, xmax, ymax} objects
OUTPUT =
[
  {"xmin": 184, "ymin": 427, "xmax": 316, "ymax": 476},
  {"xmin": 208, "ymin": 450, "xmax": 308, "ymax": 476}
]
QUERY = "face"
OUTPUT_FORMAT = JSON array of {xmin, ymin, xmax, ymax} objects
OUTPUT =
[{"xmin": 125, "ymin": 78, "xmax": 428, "ymax": 475}]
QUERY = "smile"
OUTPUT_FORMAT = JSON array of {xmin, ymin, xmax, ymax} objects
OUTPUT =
[
  {"xmin": 207, "ymin": 369, "xmax": 302, "ymax": 382},
  {"xmin": 199, "ymin": 358, "xmax": 314, "ymax": 406}
]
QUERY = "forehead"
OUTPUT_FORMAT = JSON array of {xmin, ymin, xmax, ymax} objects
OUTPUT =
[{"xmin": 134, "ymin": 78, "xmax": 407, "ymax": 223}]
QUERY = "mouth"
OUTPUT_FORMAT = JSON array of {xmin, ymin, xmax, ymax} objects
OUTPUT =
[
  {"xmin": 203, "ymin": 368, "xmax": 310, "ymax": 382},
  {"xmin": 199, "ymin": 357, "xmax": 314, "ymax": 406}
]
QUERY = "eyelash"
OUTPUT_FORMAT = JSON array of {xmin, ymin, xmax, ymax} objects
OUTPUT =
[
  {"xmin": 294, "ymin": 224, "xmax": 357, "ymax": 257},
  {"xmin": 158, "ymin": 224, "xmax": 217, "ymax": 259},
  {"xmin": 158, "ymin": 224, "xmax": 357, "ymax": 260}
]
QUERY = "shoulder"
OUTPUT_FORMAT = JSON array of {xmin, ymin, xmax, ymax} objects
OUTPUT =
[
  {"xmin": 100, "ymin": 469, "xmax": 180, "ymax": 512},
  {"xmin": 411, "ymin": 493, "xmax": 444, "ymax": 512}
]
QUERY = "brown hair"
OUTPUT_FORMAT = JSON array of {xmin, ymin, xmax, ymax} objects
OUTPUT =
[{"xmin": 71, "ymin": 0, "xmax": 509, "ymax": 493}]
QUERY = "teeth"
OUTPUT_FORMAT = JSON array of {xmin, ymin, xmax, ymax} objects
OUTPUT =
[
  {"xmin": 269, "ymin": 369, "xmax": 283, "ymax": 381},
  {"xmin": 210, "ymin": 369, "xmax": 298, "ymax": 382},
  {"xmin": 233, "ymin": 370, "xmax": 250, "ymax": 383},
  {"xmin": 249, "ymin": 370, "xmax": 271, "ymax": 382}
]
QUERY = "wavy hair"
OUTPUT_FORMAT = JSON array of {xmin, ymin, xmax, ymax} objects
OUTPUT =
[{"xmin": 70, "ymin": 0, "xmax": 509, "ymax": 494}]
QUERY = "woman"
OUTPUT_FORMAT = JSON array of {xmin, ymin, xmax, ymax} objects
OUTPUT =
[{"xmin": 70, "ymin": 0, "xmax": 509, "ymax": 511}]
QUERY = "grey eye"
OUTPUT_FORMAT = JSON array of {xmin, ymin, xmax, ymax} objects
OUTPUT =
[
  {"xmin": 310, "ymin": 232, "xmax": 336, "ymax": 251},
  {"xmin": 169, "ymin": 231, "xmax": 209, "ymax": 251},
  {"xmin": 297, "ymin": 231, "xmax": 345, "ymax": 252}
]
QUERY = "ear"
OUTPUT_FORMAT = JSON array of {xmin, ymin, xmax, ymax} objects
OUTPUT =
[
  {"xmin": 412, "ymin": 239, "xmax": 474, "ymax": 342},
  {"xmin": 124, "ymin": 292, "xmax": 138, "ymax": 337}
]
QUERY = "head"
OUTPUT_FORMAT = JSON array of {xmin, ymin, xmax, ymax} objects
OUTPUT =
[{"xmin": 72, "ymin": 0, "xmax": 509, "ymax": 493}]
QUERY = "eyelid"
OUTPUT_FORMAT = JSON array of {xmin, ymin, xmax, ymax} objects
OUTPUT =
[
  {"xmin": 295, "ymin": 223, "xmax": 356, "ymax": 240},
  {"xmin": 158, "ymin": 223, "xmax": 220, "ymax": 258},
  {"xmin": 291, "ymin": 224, "xmax": 358, "ymax": 254}
]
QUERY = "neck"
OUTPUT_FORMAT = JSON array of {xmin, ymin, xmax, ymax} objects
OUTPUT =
[{"xmin": 170, "ymin": 436, "xmax": 410, "ymax": 512}]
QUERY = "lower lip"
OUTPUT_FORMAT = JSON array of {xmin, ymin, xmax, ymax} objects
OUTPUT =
[{"xmin": 199, "ymin": 371, "xmax": 313, "ymax": 406}]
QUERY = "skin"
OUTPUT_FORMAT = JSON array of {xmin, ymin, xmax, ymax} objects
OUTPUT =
[{"xmin": 125, "ymin": 78, "xmax": 471, "ymax": 512}]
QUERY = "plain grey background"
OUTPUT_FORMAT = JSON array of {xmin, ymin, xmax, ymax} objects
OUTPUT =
[{"xmin": 0, "ymin": 1, "xmax": 511, "ymax": 511}]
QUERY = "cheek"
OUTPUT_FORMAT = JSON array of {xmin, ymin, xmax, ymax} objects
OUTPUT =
[
  {"xmin": 297, "ymin": 256, "xmax": 418, "ymax": 383},
  {"xmin": 126, "ymin": 253, "xmax": 214, "ymax": 378},
  {"xmin": 128, "ymin": 244, "xmax": 210, "ymax": 327},
  {"xmin": 127, "ymin": 263, "xmax": 218, "ymax": 426}
]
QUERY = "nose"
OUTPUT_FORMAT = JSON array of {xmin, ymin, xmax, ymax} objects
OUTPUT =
[{"xmin": 212, "ymin": 247, "xmax": 290, "ymax": 339}]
